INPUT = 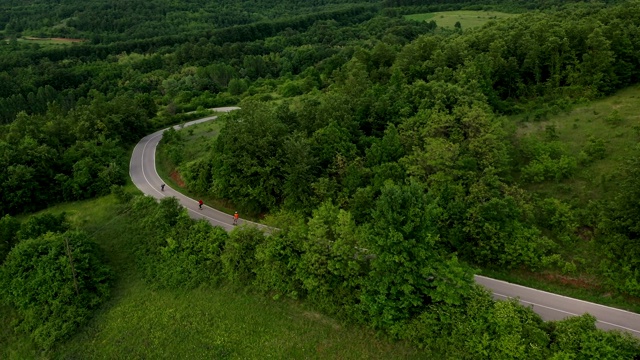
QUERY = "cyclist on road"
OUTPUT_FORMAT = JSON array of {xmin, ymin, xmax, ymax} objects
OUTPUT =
[
  {"xmin": 198, "ymin": 199, "xmax": 203, "ymax": 210},
  {"xmin": 161, "ymin": 184, "xmax": 165, "ymax": 191},
  {"xmin": 233, "ymin": 211, "xmax": 239, "ymax": 225}
]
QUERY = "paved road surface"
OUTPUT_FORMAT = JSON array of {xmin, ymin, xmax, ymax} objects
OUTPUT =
[
  {"xmin": 475, "ymin": 275, "xmax": 640, "ymax": 337},
  {"xmin": 130, "ymin": 109, "xmax": 640, "ymax": 338}
]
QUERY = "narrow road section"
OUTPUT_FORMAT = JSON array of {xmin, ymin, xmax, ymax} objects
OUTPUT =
[{"xmin": 130, "ymin": 110, "xmax": 640, "ymax": 338}]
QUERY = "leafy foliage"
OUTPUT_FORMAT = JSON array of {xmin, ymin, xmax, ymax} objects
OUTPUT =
[
  {"xmin": 0, "ymin": 215, "xmax": 20, "ymax": 263},
  {"xmin": 0, "ymin": 231, "xmax": 112, "ymax": 349}
]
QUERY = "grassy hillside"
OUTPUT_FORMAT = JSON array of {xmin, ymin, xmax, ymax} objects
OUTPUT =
[
  {"xmin": 0, "ymin": 188, "xmax": 423, "ymax": 359},
  {"xmin": 405, "ymin": 10, "xmax": 517, "ymax": 28},
  {"xmin": 481, "ymin": 84, "xmax": 640, "ymax": 313},
  {"xmin": 515, "ymin": 84, "xmax": 640, "ymax": 205}
]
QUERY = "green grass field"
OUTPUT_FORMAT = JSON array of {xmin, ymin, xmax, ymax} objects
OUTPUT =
[
  {"xmin": 405, "ymin": 10, "xmax": 517, "ymax": 29},
  {"xmin": 1, "ymin": 186, "xmax": 424, "ymax": 359},
  {"xmin": 3, "ymin": 36, "xmax": 86, "ymax": 47}
]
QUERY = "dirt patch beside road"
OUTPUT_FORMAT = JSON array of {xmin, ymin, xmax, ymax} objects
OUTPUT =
[{"xmin": 170, "ymin": 170, "xmax": 186, "ymax": 187}]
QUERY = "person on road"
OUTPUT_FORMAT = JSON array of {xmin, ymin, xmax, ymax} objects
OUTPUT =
[
  {"xmin": 233, "ymin": 211, "xmax": 239, "ymax": 225},
  {"xmin": 198, "ymin": 199, "xmax": 203, "ymax": 210},
  {"xmin": 161, "ymin": 183, "xmax": 165, "ymax": 191}
]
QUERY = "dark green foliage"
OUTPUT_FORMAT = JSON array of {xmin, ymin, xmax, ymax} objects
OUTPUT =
[
  {"xmin": 3, "ymin": 0, "xmax": 640, "ymax": 356},
  {"xmin": 583, "ymin": 135, "xmax": 607, "ymax": 162},
  {"xmin": 121, "ymin": 194, "xmax": 640, "ymax": 357},
  {"xmin": 397, "ymin": 292, "xmax": 550, "ymax": 359},
  {"xmin": 16, "ymin": 212, "xmax": 70, "ymax": 241},
  {"xmin": 254, "ymin": 213, "xmax": 306, "ymax": 299},
  {"xmin": 151, "ymin": 215, "xmax": 228, "ymax": 289},
  {"xmin": 212, "ymin": 101, "xmax": 290, "ymax": 214},
  {"xmin": 360, "ymin": 181, "xmax": 474, "ymax": 328},
  {"xmin": 519, "ymin": 136, "xmax": 577, "ymax": 183},
  {"xmin": 295, "ymin": 202, "xmax": 369, "ymax": 317},
  {"xmin": 0, "ymin": 215, "xmax": 20, "ymax": 263},
  {"xmin": 0, "ymin": 93, "xmax": 147, "ymax": 215},
  {"xmin": 0, "ymin": 231, "xmax": 112, "ymax": 349},
  {"xmin": 180, "ymin": 157, "xmax": 213, "ymax": 194},
  {"xmin": 221, "ymin": 226, "xmax": 265, "ymax": 285},
  {"xmin": 548, "ymin": 315, "xmax": 640, "ymax": 358},
  {"xmin": 130, "ymin": 196, "xmax": 232, "ymax": 290},
  {"xmin": 597, "ymin": 144, "xmax": 640, "ymax": 296}
]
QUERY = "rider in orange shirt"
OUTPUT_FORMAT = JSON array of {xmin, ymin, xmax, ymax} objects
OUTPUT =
[{"xmin": 233, "ymin": 211, "xmax": 239, "ymax": 225}]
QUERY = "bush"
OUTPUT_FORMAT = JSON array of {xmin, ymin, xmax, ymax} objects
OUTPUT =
[
  {"xmin": 0, "ymin": 231, "xmax": 112, "ymax": 349},
  {"xmin": 549, "ymin": 314, "xmax": 640, "ymax": 358},
  {"xmin": 537, "ymin": 198, "xmax": 577, "ymax": 236},
  {"xmin": 149, "ymin": 215, "xmax": 228, "ymax": 289},
  {"xmin": 16, "ymin": 212, "xmax": 70, "ymax": 241},
  {"xmin": 604, "ymin": 110, "xmax": 623, "ymax": 126},
  {"xmin": 181, "ymin": 157, "xmax": 213, "ymax": 194},
  {"xmin": 521, "ymin": 155, "xmax": 577, "ymax": 183},
  {"xmin": 254, "ymin": 229, "xmax": 304, "ymax": 299},
  {"xmin": 584, "ymin": 135, "xmax": 606, "ymax": 161},
  {"xmin": 397, "ymin": 290, "xmax": 550, "ymax": 359},
  {"xmin": 221, "ymin": 226, "xmax": 265, "ymax": 284}
]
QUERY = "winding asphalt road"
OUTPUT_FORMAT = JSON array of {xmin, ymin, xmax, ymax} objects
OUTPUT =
[{"xmin": 130, "ymin": 108, "xmax": 640, "ymax": 338}]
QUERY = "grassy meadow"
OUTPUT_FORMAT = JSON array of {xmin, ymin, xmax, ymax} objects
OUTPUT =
[{"xmin": 405, "ymin": 10, "xmax": 517, "ymax": 29}]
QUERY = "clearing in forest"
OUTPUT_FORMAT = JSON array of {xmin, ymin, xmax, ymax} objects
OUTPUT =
[
  {"xmin": 514, "ymin": 84, "xmax": 640, "ymax": 205},
  {"xmin": 4, "ymin": 36, "xmax": 87, "ymax": 46},
  {"xmin": 405, "ymin": 10, "xmax": 517, "ymax": 29}
]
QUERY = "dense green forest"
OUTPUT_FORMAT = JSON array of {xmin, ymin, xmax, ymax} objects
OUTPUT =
[{"xmin": 2, "ymin": 0, "xmax": 640, "ymax": 356}]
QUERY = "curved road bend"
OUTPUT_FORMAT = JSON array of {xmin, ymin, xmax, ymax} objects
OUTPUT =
[
  {"xmin": 130, "ymin": 107, "xmax": 266, "ymax": 232},
  {"xmin": 130, "ymin": 109, "xmax": 640, "ymax": 338}
]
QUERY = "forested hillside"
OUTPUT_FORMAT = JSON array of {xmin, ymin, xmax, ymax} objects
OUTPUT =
[{"xmin": 2, "ymin": 0, "xmax": 640, "ymax": 357}]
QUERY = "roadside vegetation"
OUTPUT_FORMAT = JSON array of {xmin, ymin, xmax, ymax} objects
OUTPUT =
[
  {"xmin": 1, "ymin": 192, "xmax": 425, "ymax": 359},
  {"xmin": 3, "ymin": 0, "xmax": 640, "ymax": 356}
]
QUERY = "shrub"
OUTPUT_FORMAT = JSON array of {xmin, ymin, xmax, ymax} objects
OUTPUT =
[
  {"xmin": 181, "ymin": 157, "xmax": 213, "ymax": 194},
  {"xmin": 549, "ymin": 314, "xmax": 640, "ymax": 358},
  {"xmin": 604, "ymin": 110, "xmax": 623, "ymax": 126},
  {"xmin": 254, "ymin": 230, "xmax": 304, "ymax": 299},
  {"xmin": 397, "ymin": 290, "xmax": 550, "ymax": 359},
  {"xmin": 149, "ymin": 215, "xmax": 228, "ymax": 289},
  {"xmin": 0, "ymin": 231, "xmax": 111, "ymax": 349},
  {"xmin": 521, "ymin": 155, "xmax": 577, "ymax": 183},
  {"xmin": 584, "ymin": 135, "xmax": 606, "ymax": 160},
  {"xmin": 221, "ymin": 226, "xmax": 265, "ymax": 284},
  {"xmin": 16, "ymin": 212, "xmax": 69, "ymax": 241}
]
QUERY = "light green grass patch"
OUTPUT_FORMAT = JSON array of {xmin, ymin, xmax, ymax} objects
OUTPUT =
[
  {"xmin": 405, "ymin": 10, "xmax": 517, "ymax": 29},
  {"xmin": 13, "ymin": 36, "xmax": 86, "ymax": 46},
  {"xmin": 176, "ymin": 114, "xmax": 227, "ymax": 160},
  {"xmin": 60, "ymin": 282, "xmax": 423, "ymax": 359}
]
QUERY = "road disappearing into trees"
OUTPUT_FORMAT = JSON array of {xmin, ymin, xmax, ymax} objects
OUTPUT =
[{"xmin": 130, "ymin": 110, "xmax": 640, "ymax": 338}]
